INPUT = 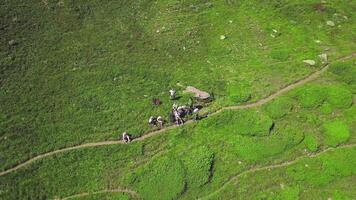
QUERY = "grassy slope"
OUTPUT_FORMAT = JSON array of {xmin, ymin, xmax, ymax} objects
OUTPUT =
[
  {"xmin": 0, "ymin": 70, "xmax": 355, "ymax": 199},
  {"xmin": 1, "ymin": 0, "xmax": 355, "ymax": 171},
  {"xmin": 0, "ymin": 0, "xmax": 355, "ymax": 199}
]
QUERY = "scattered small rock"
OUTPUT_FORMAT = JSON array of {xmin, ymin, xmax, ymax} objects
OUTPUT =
[
  {"xmin": 8, "ymin": 40, "xmax": 16, "ymax": 46},
  {"xmin": 326, "ymin": 20, "xmax": 335, "ymax": 26},
  {"xmin": 156, "ymin": 29, "xmax": 160, "ymax": 33},
  {"xmin": 303, "ymin": 60, "xmax": 316, "ymax": 66},
  {"xmin": 176, "ymin": 82, "xmax": 184, "ymax": 87},
  {"xmin": 318, "ymin": 53, "xmax": 328, "ymax": 63},
  {"xmin": 220, "ymin": 35, "xmax": 226, "ymax": 40},
  {"xmin": 280, "ymin": 183, "xmax": 285, "ymax": 189}
]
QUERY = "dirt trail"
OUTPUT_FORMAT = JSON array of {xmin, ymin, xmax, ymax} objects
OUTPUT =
[
  {"xmin": 0, "ymin": 53, "xmax": 354, "ymax": 177},
  {"xmin": 198, "ymin": 143, "xmax": 356, "ymax": 200},
  {"xmin": 57, "ymin": 188, "xmax": 139, "ymax": 200}
]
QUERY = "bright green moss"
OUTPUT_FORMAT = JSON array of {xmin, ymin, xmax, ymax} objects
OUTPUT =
[
  {"xmin": 263, "ymin": 97, "xmax": 293, "ymax": 119},
  {"xmin": 234, "ymin": 127, "xmax": 304, "ymax": 161},
  {"xmin": 325, "ymin": 86, "xmax": 352, "ymax": 109},
  {"xmin": 210, "ymin": 110, "xmax": 274, "ymax": 137},
  {"xmin": 132, "ymin": 156, "xmax": 185, "ymax": 200},
  {"xmin": 323, "ymin": 120, "xmax": 350, "ymax": 147},
  {"xmin": 295, "ymin": 85, "xmax": 326, "ymax": 108},
  {"xmin": 304, "ymin": 134, "xmax": 319, "ymax": 152},
  {"xmin": 181, "ymin": 146, "xmax": 214, "ymax": 189},
  {"xmin": 320, "ymin": 103, "xmax": 333, "ymax": 114}
]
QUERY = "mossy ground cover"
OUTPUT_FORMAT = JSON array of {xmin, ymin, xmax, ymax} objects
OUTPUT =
[{"xmin": 0, "ymin": 0, "xmax": 355, "ymax": 199}]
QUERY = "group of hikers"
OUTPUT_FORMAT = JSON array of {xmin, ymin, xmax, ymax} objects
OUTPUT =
[{"xmin": 121, "ymin": 89, "xmax": 204, "ymax": 143}]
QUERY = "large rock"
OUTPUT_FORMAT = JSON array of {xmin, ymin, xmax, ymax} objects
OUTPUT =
[{"xmin": 184, "ymin": 86, "xmax": 211, "ymax": 100}]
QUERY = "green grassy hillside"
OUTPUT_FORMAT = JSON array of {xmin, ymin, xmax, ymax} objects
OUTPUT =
[{"xmin": 0, "ymin": 0, "xmax": 355, "ymax": 199}]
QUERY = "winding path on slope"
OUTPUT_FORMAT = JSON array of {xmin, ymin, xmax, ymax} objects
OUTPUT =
[
  {"xmin": 0, "ymin": 53, "xmax": 354, "ymax": 177},
  {"xmin": 57, "ymin": 143, "xmax": 356, "ymax": 200},
  {"xmin": 57, "ymin": 188, "xmax": 139, "ymax": 200},
  {"xmin": 198, "ymin": 143, "xmax": 356, "ymax": 200}
]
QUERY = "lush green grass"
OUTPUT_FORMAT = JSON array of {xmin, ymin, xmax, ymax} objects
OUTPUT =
[
  {"xmin": 263, "ymin": 97, "xmax": 293, "ymax": 119},
  {"xmin": 322, "ymin": 119, "xmax": 350, "ymax": 147},
  {"xmin": 181, "ymin": 146, "xmax": 214, "ymax": 189},
  {"xmin": 208, "ymin": 147, "xmax": 356, "ymax": 200},
  {"xmin": 0, "ymin": 0, "xmax": 355, "ymax": 199},
  {"xmin": 304, "ymin": 134, "xmax": 320, "ymax": 152}
]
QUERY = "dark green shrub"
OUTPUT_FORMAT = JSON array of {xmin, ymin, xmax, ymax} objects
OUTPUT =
[
  {"xmin": 325, "ymin": 85, "xmax": 352, "ymax": 109},
  {"xmin": 322, "ymin": 120, "xmax": 350, "ymax": 147},
  {"xmin": 263, "ymin": 97, "xmax": 293, "ymax": 119},
  {"xmin": 295, "ymin": 84, "xmax": 326, "ymax": 108},
  {"xmin": 132, "ymin": 156, "xmax": 185, "ymax": 200},
  {"xmin": 181, "ymin": 146, "xmax": 214, "ymax": 188},
  {"xmin": 303, "ymin": 134, "xmax": 319, "ymax": 152}
]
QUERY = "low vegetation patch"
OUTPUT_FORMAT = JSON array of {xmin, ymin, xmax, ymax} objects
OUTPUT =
[
  {"xmin": 226, "ymin": 82, "xmax": 252, "ymax": 104},
  {"xmin": 131, "ymin": 156, "xmax": 185, "ymax": 200},
  {"xmin": 329, "ymin": 61, "xmax": 356, "ymax": 86},
  {"xmin": 325, "ymin": 85, "xmax": 352, "ymax": 109},
  {"xmin": 234, "ymin": 127, "xmax": 304, "ymax": 161},
  {"xmin": 287, "ymin": 148, "xmax": 356, "ymax": 186},
  {"xmin": 294, "ymin": 84, "xmax": 326, "ymax": 108},
  {"xmin": 181, "ymin": 146, "xmax": 214, "ymax": 189},
  {"xmin": 211, "ymin": 110, "xmax": 274, "ymax": 137},
  {"xmin": 303, "ymin": 134, "xmax": 320, "ymax": 152},
  {"xmin": 263, "ymin": 97, "xmax": 293, "ymax": 119},
  {"xmin": 322, "ymin": 120, "xmax": 350, "ymax": 147}
]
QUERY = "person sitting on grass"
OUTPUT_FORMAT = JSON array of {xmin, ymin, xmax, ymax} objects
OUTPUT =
[
  {"xmin": 169, "ymin": 89, "xmax": 176, "ymax": 100},
  {"xmin": 122, "ymin": 131, "xmax": 131, "ymax": 143},
  {"xmin": 149, "ymin": 116, "xmax": 157, "ymax": 126},
  {"xmin": 193, "ymin": 107, "xmax": 200, "ymax": 121}
]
